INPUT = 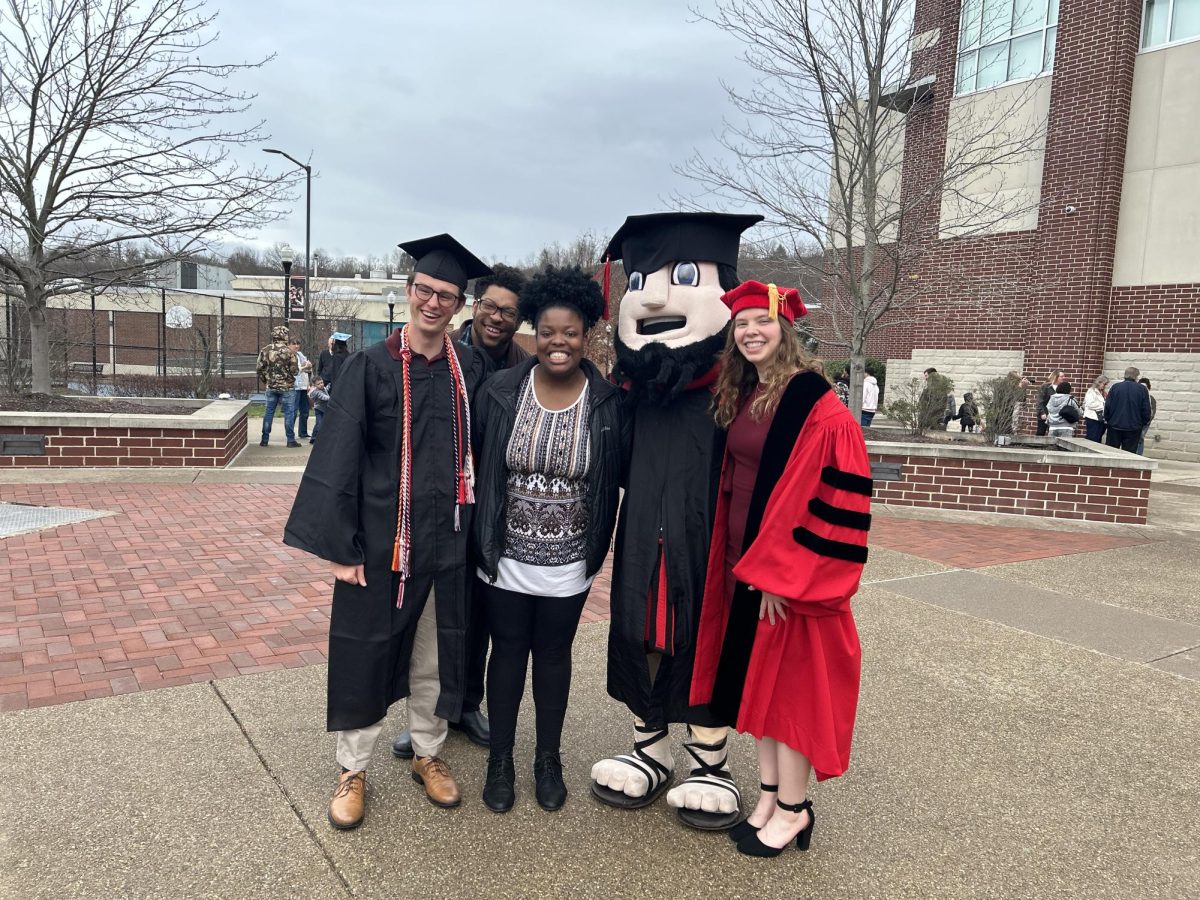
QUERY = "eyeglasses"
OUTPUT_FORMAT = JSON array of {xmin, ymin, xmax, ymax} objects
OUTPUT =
[
  {"xmin": 411, "ymin": 282, "xmax": 461, "ymax": 306},
  {"xmin": 476, "ymin": 297, "xmax": 518, "ymax": 323}
]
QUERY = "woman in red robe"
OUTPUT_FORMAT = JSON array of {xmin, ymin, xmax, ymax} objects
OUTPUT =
[{"xmin": 689, "ymin": 280, "xmax": 872, "ymax": 858}]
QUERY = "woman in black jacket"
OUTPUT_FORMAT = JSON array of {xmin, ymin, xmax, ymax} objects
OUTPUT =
[{"xmin": 472, "ymin": 266, "xmax": 628, "ymax": 814}]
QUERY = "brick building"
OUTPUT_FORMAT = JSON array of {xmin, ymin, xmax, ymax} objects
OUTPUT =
[{"xmin": 824, "ymin": 0, "xmax": 1200, "ymax": 460}]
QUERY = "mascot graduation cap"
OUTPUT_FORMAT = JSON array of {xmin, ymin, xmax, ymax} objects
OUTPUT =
[{"xmin": 591, "ymin": 211, "xmax": 761, "ymax": 830}]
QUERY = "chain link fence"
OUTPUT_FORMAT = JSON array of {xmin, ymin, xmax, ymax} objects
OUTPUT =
[{"xmin": 1, "ymin": 283, "xmax": 368, "ymax": 399}]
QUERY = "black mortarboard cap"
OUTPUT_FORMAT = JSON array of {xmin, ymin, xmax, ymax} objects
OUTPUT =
[
  {"xmin": 398, "ymin": 233, "xmax": 492, "ymax": 292},
  {"xmin": 602, "ymin": 212, "xmax": 763, "ymax": 276}
]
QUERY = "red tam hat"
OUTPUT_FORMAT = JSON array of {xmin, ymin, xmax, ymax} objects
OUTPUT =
[{"xmin": 721, "ymin": 280, "xmax": 808, "ymax": 323}]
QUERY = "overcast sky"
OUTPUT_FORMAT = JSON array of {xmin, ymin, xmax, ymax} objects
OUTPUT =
[{"xmin": 215, "ymin": 1, "xmax": 752, "ymax": 265}]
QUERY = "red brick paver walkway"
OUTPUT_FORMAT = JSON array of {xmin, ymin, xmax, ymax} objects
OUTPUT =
[
  {"xmin": 870, "ymin": 517, "xmax": 1149, "ymax": 568},
  {"xmin": 0, "ymin": 483, "xmax": 615, "ymax": 713},
  {"xmin": 0, "ymin": 483, "xmax": 1151, "ymax": 711}
]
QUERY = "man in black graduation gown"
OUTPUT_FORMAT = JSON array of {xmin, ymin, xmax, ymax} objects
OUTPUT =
[
  {"xmin": 390, "ymin": 263, "xmax": 530, "ymax": 759},
  {"xmin": 589, "ymin": 212, "xmax": 763, "ymax": 832},
  {"xmin": 284, "ymin": 233, "xmax": 490, "ymax": 830}
]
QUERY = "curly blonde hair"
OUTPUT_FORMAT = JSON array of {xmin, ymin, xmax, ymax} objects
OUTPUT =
[{"xmin": 712, "ymin": 320, "xmax": 827, "ymax": 428}]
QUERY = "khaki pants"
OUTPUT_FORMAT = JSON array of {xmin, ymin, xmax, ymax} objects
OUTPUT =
[{"xmin": 335, "ymin": 586, "xmax": 447, "ymax": 771}]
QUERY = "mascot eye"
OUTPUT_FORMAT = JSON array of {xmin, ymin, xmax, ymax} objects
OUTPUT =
[
  {"xmin": 628, "ymin": 272, "xmax": 645, "ymax": 291},
  {"xmin": 671, "ymin": 262, "xmax": 699, "ymax": 286}
]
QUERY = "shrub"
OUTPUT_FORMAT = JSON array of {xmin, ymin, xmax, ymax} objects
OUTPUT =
[
  {"xmin": 885, "ymin": 372, "xmax": 954, "ymax": 437},
  {"xmin": 976, "ymin": 374, "xmax": 1027, "ymax": 439}
]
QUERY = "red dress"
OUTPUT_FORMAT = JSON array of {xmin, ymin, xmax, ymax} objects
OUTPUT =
[{"xmin": 690, "ymin": 372, "xmax": 871, "ymax": 781}]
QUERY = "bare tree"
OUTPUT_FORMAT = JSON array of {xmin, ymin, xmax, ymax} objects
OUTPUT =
[
  {"xmin": 0, "ymin": 0, "xmax": 296, "ymax": 393},
  {"xmin": 678, "ymin": 0, "xmax": 1050, "ymax": 416}
]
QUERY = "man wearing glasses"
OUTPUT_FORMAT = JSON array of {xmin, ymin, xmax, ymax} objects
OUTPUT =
[
  {"xmin": 453, "ymin": 263, "xmax": 528, "ymax": 373},
  {"xmin": 285, "ymin": 233, "xmax": 491, "ymax": 829},
  {"xmin": 390, "ymin": 264, "xmax": 528, "ymax": 763}
]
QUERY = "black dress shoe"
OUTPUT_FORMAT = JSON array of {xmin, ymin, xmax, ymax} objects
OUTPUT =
[
  {"xmin": 736, "ymin": 799, "xmax": 815, "ymax": 857},
  {"xmin": 286, "ymin": 441, "xmax": 302, "ymax": 448},
  {"xmin": 533, "ymin": 748, "xmax": 566, "ymax": 811},
  {"xmin": 482, "ymin": 753, "xmax": 515, "ymax": 813},
  {"xmin": 259, "ymin": 440, "xmax": 268, "ymax": 447},
  {"xmin": 391, "ymin": 729, "xmax": 414, "ymax": 759},
  {"xmin": 449, "ymin": 709, "xmax": 490, "ymax": 747}
]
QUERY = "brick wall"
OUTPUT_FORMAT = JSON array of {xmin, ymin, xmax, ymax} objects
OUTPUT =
[
  {"xmin": 0, "ymin": 419, "xmax": 248, "ymax": 468},
  {"xmin": 1107, "ymin": 284, "xmax": 1200, "ymax": 354},
  {"xmin": 870, "ymin": 451, "xmax": 1151, "ymax": 524}
]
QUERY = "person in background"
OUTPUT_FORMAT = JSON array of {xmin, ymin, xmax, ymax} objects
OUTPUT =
[
  {"xmin": 289, "ymin": 338, "xmax": 312, "ymax": 440},
  {"xmin": 1104, "ymin": 366, "xmax": 1151, "ymax": 453},
  {"xmin": 1137, "ymin": 377, "xmax": 1157, "ymax": 455},
  {"xmin": 956, "ymin": 392, "xmax": 979, "ymax": 432},
  {"xmin": 1036, "ymin": 370, "xmax": 1066, "ymax": 436},
  {"xmin": 307, "ymin": 376, "xmax": 330, "ymax": 445},
  {"xmin": 860, "ymin": 371, "xmax": 879, "ymax": 427},
  {"xmin": 1083, "ymin": 375, "xmax": 1109, "ymax": 443},
  {"xmin": 256, "ymin": 325, "xmax": 300, "ymax": 448},
  {"xmin": 472, "ymin": 267, "xmax": 627, "ymax": 814},
  {"xmin": 452, "ymin": 263, "xmax": 529, "ymax": 373},
  {"xmin": 1045, "ymin": 381, "xmax": 1081, "ymax": 438},
  {"xmin": 318, "ymin": 332, "xmax": 352, "ymax": 392},
  {"xmin": 833, "ymin": 367, "xmax": 851, "ymax": 407}
]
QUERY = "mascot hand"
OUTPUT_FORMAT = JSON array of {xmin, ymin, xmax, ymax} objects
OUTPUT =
[
  {"xmin": 666, "ymin": 781, "xmax": 740, "ymax": 814},
  {"xmin": 591, "ymin": 758, "xmax": 650, "ymax": 798}
]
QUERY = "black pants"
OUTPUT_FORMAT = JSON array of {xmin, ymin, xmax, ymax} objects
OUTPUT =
[
  {"xmin": 462, "ymin": 583, "xmax": 488, "ymax": 715},
  {"xmin": 1106, "ymin": 427, "xmax": 1141, "ymax": 454},
  {"xmin": 481, "ymin": 580, "xmax": 588, "ymax": 756}
]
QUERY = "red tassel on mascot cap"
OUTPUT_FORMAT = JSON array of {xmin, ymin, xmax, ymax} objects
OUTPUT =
[
  {"xmin": 593, "ymin": 255, "xmax": 612, "ymax": 320},
  {"xmin": 721, "ymin": 279, "xmax": 808, "ymax": 322}
]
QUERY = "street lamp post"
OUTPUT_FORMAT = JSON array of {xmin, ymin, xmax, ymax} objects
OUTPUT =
[
  {"xmin": 386, "ymin": 290, "xmax": 397, "ymax": 333},
  {"xmin": 279, "ymin": 243, "xmax": 294, "ymax": 322},
  {"xmin": 263, "ymin": 148, "xmax": 312, "ymax": 320}
]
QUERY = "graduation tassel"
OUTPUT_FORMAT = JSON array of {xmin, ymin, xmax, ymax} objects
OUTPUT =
[{"xmin": 767, "ymin": 283, "xmax": 780, "ymax": 320}]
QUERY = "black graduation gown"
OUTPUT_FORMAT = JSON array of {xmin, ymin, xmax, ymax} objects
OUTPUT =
[
  {"xmin": 283, "ymin": 338, "xmax": 487, "ymax": 732},
  {"xmin": 607, "ymin": 385, "xmax": 725, "ymax": 728}
]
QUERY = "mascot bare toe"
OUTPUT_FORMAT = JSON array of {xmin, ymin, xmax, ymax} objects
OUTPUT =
[{"xmin": 590, "ymin": 212, "xmax": 761, "ymax": 830}]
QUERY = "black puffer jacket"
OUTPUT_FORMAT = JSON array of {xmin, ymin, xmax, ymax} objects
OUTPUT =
[{"xmin": 473, "ymin": 356, "xmax": 629, "ymax": 581}]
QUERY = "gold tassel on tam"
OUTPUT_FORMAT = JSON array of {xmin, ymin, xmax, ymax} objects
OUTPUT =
[{"xmin": 767, "ymin": 283, "xmax": 780, "ymax": 320}]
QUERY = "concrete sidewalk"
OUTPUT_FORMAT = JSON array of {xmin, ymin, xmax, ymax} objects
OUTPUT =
[{"xmin": 2, "ymin": 544, "xmax": 1198, "ymax": 898}]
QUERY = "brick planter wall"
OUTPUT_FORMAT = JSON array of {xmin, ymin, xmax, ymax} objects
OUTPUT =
[
  {"xmin": 0, "ymin": 400, "xmax": 250, "ymax": 468},
  {"xmin": 868, "ymin": 439, "xmax": 1154, "ymax": 524}
]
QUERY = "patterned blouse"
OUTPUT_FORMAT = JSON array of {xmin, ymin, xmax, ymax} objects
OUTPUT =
[{"xmin": 491, "ymin": 369, "xmax": 593, "ymax": 596}]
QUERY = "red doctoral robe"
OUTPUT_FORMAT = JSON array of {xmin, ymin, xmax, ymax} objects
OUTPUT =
[{"xmin": 690, "ymin": 371, "xmax": 872, "ymax": 781}]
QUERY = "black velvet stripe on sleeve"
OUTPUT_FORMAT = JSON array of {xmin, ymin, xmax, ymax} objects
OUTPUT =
[
  {"xmin": 792, "ymin": 525, "xmax": 869, "ymax": 563},
  {"xmin": 808, "ymin": 497, "xmax": 872, "ymax": 531},
  {"xmin": 820, "ymin": 465, "xmax": 873, "ymax": 497}
]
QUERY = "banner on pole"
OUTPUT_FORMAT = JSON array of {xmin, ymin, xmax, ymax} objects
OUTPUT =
[{"xmin": 288, "ymin": 275, "xmax": 306, "ymax": 321}]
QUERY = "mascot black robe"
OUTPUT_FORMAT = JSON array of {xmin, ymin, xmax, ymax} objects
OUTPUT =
[{"xmin": 607, "ymin": 373, "xmax": 726, "ymax": 728}]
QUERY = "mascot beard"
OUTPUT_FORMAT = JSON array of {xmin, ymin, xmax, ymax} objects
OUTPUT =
[{"xmin": 592, "ymin": 327, "xmax": 743, "ymax": 831}]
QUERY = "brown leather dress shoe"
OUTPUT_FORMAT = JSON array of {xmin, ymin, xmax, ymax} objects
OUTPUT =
[
  {"xmin": 328, "ymin": 769, "xmax": 366, "ymax": 830},
  {"xmin": 411, "ymin": 755, "xmax": 461, "ymax": 808}
]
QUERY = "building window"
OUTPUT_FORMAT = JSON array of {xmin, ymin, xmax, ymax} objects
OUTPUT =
[
  {"xmin": 1142, "ymin": 0, "xmax": 1200, "ymax": 48},
  {"xmin": 956, "ymin": 0, "xmax": 1059, "ymax": 95},
  {"xmin": 180, "ymin": 261, "xmax": 197, "ymax": 290}
]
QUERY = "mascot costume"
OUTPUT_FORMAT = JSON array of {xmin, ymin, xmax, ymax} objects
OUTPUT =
[{"xmin": 590, "ymin": 211, "xmax": 762, "ymax": 830}]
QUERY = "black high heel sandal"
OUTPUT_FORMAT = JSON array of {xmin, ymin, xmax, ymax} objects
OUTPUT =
[
  {"xmin": 727, "ymin": 783, "xmax": 777, "ymax": 842},
  {"xmin": 736, "ymin": 798, "xmax": 815, "ymax": 857}
]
